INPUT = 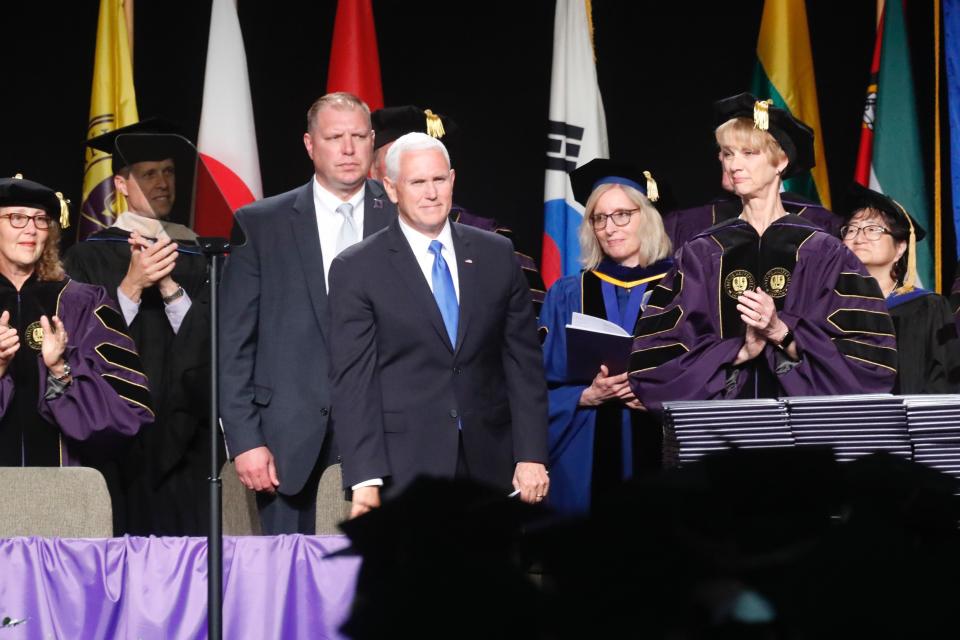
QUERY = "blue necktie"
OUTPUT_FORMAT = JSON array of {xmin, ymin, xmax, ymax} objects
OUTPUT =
[{"xmin": 428, "ymin": 240, "xmax": 458, "ymax": 346}]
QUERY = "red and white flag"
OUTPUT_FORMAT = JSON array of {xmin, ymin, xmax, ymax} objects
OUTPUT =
[
  {"xmin": 326, "ymin": 0, "xmax": 383, "ymax": 110},
  {"xmin": 196, "ymin": 0, "xmax": 262, "ymax": 237}
]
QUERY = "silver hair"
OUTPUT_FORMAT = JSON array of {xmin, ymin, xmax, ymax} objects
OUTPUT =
[{"xmin": 384, "ymin": 132, "xmax": 451, "ymax": 180}]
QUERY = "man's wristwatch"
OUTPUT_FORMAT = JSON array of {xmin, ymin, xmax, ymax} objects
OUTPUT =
[
  {"xmin": 775, "ymin": 327, "xmax": 795, "ymax": 351},
  {"xmin": 162, "ymin": 286, "xmax": 185, "ymax": 305},
  {"xmin": 53, "ymin": 361, "xmax": 71, "ymax": 381}
]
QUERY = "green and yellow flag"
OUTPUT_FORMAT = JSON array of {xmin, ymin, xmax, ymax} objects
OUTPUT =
[
  {"xmin": 80, "ymin": 0, "xmax": 138, "ymax": 240},
  {"xmin": 751, "ymin": 0, "xmax": 831, "ymax": 209}
]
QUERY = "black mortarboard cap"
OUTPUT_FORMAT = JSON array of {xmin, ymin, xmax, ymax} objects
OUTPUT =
[
  {"xmin": 569, "ymin": 158, "xmax": 660, "ymax": 207},
  {"xmin": 713, "ymin": 92, "xmax": 815, "ymax": 179},
  {"xmin": 0, "ymin": 174, "xmax": 70, "ymax": 227},
  {"xmin": 371, "ymin": 105, "xmax": 458, "ymax": 150},
  {"xmin": 85, "ymin": 117, "xmax": 184, "ymax": 174},
  {"xmin": 842, "ymin": 182, "xmax": 926, "ymax": 241}
]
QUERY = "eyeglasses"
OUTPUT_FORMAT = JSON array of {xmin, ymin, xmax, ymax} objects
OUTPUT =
[
  {"xmin": 840, "ymin": 224, "xmax": 891, "ymax": 241},
  {"xmin": 589, "ymin": 209, "xmax": 639, "ymax": 230},
  {"xmin": 0, "ymin": 212, "xmax": 54, "ymax": 229}
]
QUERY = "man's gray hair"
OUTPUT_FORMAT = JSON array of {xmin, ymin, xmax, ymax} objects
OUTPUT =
[{"xmin": 384, "ymin": 132, "xmax": 451, "ymax": 180}]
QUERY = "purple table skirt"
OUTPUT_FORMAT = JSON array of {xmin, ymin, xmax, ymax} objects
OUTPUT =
[{"xmin": 0, "ymin": 535, "xmax": 361, "ymax": 640}]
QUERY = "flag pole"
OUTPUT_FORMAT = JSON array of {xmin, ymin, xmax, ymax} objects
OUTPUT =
[
  {"xmin": 202, "ymin": 238, "xmax": 229, "ymax": 640},
  {"xmin": 935, "ymin": 0, "xmax": 943, "ymax": 292}
]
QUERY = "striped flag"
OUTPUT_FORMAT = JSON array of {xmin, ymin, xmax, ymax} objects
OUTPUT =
[
  {"xmin": 541, "ymin": 0, "xmax": 609, "ymax": 287},
  {"xmin": 326, "ymin": 0, "xmax": 383, "ymax": 110},
  {"xmin": 855, "ymin": 0, "xmax": 933, "ymax": 287},
  {"xmin": 80, "ymin": 0, "xmax": 138, "ymax": 240},
  {"xmin": 195, "ymin": 0, "xmax": 263, "ymax": 238},
  {"xmin": 750, "ymin": 0, "xmax": 831, "ymax": 209}
]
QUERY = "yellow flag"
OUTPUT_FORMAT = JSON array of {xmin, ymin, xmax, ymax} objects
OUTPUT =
[
  {"xmin": 80, "ymin": 0, "xmax": 138, "ymax": 240},
  {"xmin": 752, "ymin": 0, "xmax": 831, "ymax": 209}
]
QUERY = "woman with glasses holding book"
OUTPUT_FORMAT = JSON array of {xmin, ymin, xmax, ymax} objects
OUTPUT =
[
  {"xmin": 0, "ymin": 175, "xmax": 151, "ymax": 468},
  {"xmin": 539, "ymin": 159, "xmax": 673, "ymax": 514},
  {"xmin": 629, "ymin": 94, "xmax": 897, "ymax": 409},
  {"xmin": 841, "ymin": 183, "xmax": 960, "ymax": 393}
]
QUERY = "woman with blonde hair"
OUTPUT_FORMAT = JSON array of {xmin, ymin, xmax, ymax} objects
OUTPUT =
[
  {"xmin": 629, "ymin": 94, "xmax": 897, "ymax": 407},
  {"xmin": 539, "ymin": 159, "xmax": 673, "ymax": 514},
  {"xmin": 0, "ymin": 175, "xmax": 152, "ymax": 467}
]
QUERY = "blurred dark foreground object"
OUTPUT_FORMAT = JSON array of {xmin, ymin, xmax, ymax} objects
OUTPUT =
[{"xmin": 337, "ymin": 449, "xmax": 960, "ymax": 639}]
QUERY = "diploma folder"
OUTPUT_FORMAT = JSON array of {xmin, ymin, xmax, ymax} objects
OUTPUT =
[{"xmin": 564, "ymin": 312, "xmax": 633, "ymax": 381}]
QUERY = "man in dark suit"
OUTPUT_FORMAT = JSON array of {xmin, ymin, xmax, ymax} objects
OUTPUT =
[
  {"xmin": 219, "ymin": 92, "xmax": 396, "ymax": 534},
  {"xmin": 329, "ymin": 132, "xmax": 549, "ymax": 517}
]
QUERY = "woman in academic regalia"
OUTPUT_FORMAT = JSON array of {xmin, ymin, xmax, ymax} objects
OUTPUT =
[
  {"xmin": 540, "ymin": 159, "xmax": 673, "ymax": 514},
  {"xmin": 629, "ymin": 94, "xmax": 897, "ymax": 409},
  {"xmin": 0, "ymin": 175, "xmax": 152, "ymax": 467},
  {"xmin": 841, "ymin": 183, "xmax": 960, "ymax": 393}
]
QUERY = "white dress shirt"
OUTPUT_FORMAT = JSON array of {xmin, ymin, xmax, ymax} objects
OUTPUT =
[
  {"xmin": 313, "ymin": 177, "xmax": 365, "ymax": 289},
  {"xmin": 397, "ymin": 217, "xmax": 460, "ymax": 302},
  {"xmin": 112, "ymin": 210, "xmax": 192, "ymax": 333},
  {"xmin": 352, "ymin": 217, "xmax": 460, "ymax": 491}
]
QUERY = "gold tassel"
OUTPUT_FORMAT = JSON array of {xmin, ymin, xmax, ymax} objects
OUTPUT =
[
  {"xmin": 893, "ymin": 199, "xmax": 916, "ymax": 294},
  {"xmin": 753, "ymin": 99, "xmax": 773, "ymax": 131},
  {"xmin": 55, "ymin": 192, "xmax": 71, "ymax": 229},
  {"xmin": 643, "ymin": 170, "xmax": 659, "ymax": 202},
  {"xmin": 424, "ymin": 109, "xmax": 445, "ymax": 139}
]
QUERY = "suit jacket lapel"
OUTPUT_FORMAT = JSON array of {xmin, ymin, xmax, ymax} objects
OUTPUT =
[
  {"xmin": 290, "ymin": 182, "xmax": 329, "ymax": 337},
  {"xmin": 386, "ymin": 220, "xmax": 454, "ymax": 352},
  {"xmin": 451, "ymin": 223, "xmax": 475, "ymax": 355}
]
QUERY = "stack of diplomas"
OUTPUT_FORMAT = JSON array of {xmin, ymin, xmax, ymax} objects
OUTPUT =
[
  {"xmin": 785, "ymin": 395, "xmax": 911, "ymax": 462},
  {"xmin": 661, "ymin": 395, "xmax": 960, "ymax": 480},
  {"xmin": 661, "ymin": 399, "xmax": 793, "ymax": 466},
  {"xmin": 904, "ymin": 395, "xmax": 960, "ymax": 486}
]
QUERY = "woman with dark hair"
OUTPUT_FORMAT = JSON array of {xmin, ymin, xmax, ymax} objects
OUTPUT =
[
  {"xmin": 842, "ymin": 183, "xmax": 960, "ymax": 393},
  {"xmin": 540, "ymin": 159, "xmax": 673, "ymax": 514},
  {"xmin": 0, "ymin": 175, "xmax": 152, "ymax": 467},
  {"xmin": 629, "ymin": 94, "xmax": 897, "ymax": 407}
]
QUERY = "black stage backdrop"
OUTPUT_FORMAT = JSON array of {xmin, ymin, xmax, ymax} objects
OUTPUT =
[{"xmin": 2, "ymin": 0, "xmax": 949, "ymax": 282}]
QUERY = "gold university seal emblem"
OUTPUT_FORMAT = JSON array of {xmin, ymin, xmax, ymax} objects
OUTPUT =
[
  {"xmin": 724, "ymin": 269, "xmax": 756, "ymax": 299},
  {"xmin": 762, "ymin": 267, "xmax": 791, "ymax": 299},
  {"xmin": 26, "ymin": 321, "xmax": 43, "ymax": 351}
]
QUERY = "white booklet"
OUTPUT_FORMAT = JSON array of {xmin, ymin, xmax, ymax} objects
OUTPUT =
[{"xmin": 566, "ymin": 312, "xmax": 631, "ymax": 337}]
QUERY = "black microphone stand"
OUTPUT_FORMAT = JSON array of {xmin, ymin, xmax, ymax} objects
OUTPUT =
[{"xmin": 199, "ymin": 236, "xmax": 230, "ymax": 640}]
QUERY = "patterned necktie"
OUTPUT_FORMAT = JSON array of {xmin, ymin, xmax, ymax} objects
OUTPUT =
[
  {"xmin": 335, "ymin": 202, "xmax": 358, "ymax": 254},
  {"xmin": 428, "ymin": 239, "xmax": 459, "ymax": 346}
]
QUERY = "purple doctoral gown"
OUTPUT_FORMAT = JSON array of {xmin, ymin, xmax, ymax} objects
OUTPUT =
[
  {"xmin": 663, "ymin": 192, "xmax": 842, "ymax": 252},
  {"xmin": 629, "ymin": 215, "xmax": 898, "ymax": 410},
  {"xmin": 0, "ymin": 276, "xmax": 152, "ymax": 467},
  {"xmin": 451, "ymin": 205, "xmax": 546, "ymax": 316}
]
